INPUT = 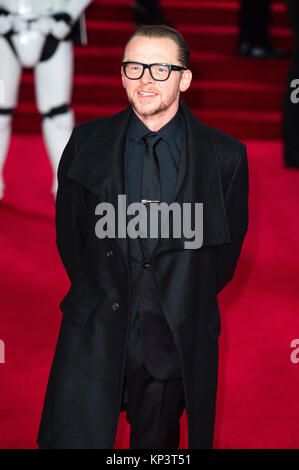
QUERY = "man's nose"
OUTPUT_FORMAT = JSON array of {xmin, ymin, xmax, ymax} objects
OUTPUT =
[{"xmin": 141, "ymin": 67, "xmax": 153, "ymax": 83}]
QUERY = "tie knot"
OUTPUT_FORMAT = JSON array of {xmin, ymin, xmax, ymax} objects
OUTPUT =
[{"xmin": 143, "ymin": 132, "xmax": 161, "ymax": 149}]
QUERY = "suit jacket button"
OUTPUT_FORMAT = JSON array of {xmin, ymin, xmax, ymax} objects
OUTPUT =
[
  {"xmin": 106, "ymin": 250, "xmax": 114, "ymax": 257},
  {"xmin": 143, "ymin": 262, "xmax": 151, "ymax": 268},
  {"xmin": 112, "ymin": 302, "xmax": 119, "ymax": 311}
]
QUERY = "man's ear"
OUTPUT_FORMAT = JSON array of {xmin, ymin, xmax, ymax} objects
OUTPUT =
[
  {"xmin": 180, "ymin": 69, "xmax": 192, "ymax": 93},
  {"xmin": 121, "ymin": 67, "xmax": 126, "ymax": 88}
]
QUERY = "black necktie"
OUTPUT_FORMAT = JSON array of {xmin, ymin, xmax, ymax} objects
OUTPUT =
[
  {"xmin": 141, "ymin": 132, "xmax": 161, "ymax": 258},
  {"xmin": 142, "ymin": 133, "xmax": 161, "ymax": 203}
]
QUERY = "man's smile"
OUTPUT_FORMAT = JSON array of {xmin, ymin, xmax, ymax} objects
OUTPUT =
[{"xmin": 137, "ymin": 91, "xmax": 158, "ymax": 98}]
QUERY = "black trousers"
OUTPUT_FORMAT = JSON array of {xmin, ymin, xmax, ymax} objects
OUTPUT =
[
  {"xmin": 124, "ymin": 319, "xmax": 185, "ymax": 449},
  {"xmin": 239, "ymin": 0, "xmax": 272, "ymax": 47},
  {"xmin": 122, "ymin": 212, "xmax": 185, "ymax": 449},
  {"xmin": 282, "ymin": 0, "xmax": 299, "ymax": 167}
]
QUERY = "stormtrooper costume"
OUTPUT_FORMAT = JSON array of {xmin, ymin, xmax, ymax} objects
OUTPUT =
[{"xmin": 0, "ymin": 0, "xmax": 92, "ymax": 198}]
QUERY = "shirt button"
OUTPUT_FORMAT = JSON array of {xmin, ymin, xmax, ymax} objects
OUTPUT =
[
  {"xmin": 143, "ymin": 262, "xmax": 151, "ymax": 269},
  {"xmin": 106, "ymin": 250, "xmax": 114, "ymax": 257},
  {"xmin": 112, "ymin": 302, "xmax": 119, "ymax": 311}
]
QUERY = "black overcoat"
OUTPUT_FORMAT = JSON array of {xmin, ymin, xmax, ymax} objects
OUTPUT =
[{"xmin": 37, "ymin": 99, "xmax": 249, "ymax": 449}]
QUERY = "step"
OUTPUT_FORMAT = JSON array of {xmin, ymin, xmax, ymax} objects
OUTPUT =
[
  {"xmin": 12, "ymin": 103, "xmax": 282, "ymax": 140},
  {"xmin": 19, "ymin": 75, "xmax": 285, "ymax": 111},
  {"xmin": 84, "ymin": 21, "xmax": 293, "ymax": 54},
  {"xmin": 86, "ymin": 0, "xmax": 290, "ymax": 28},
  {"xmin": 160, "ymin": 0, "xmax": 286, "ymax": 4},
  {"xmin": 90, "ymin": 0, "xmax": 286, "ymax": 7},
  {"xmin": 71, "ymin": 46, "xmax": 290, "ymax": 84}
]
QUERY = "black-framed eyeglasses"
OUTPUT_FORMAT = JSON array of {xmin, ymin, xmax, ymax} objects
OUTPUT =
[{"xmin": 122, "ymin": 61, "xmax": 187, "ymax": 81}]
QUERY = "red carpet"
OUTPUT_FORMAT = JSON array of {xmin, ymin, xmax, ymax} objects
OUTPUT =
[
  {"xmin": 1, "ymin": 0, "xmax": 298, "ymax": 450},
  {"xmin": 0, "ymin": 137, "xmax": 298, "ymax": 449}
]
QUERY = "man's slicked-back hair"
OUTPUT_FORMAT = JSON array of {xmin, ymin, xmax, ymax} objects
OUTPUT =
[{"xmin": 122, "ymin": 25, "xmax": 190, "ymax": 69}]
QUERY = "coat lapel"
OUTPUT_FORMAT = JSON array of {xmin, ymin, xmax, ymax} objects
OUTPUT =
[
  {"xmin": 66, "ymin": 99, "xmax": 230, "ymax": 267},
  {"xmin": 67, "ymin": 105, "xmax": 133, "ymax": 271},
  {"xmin": 153, "ymin": 99, "xmax": 230, "ymax": 257}
]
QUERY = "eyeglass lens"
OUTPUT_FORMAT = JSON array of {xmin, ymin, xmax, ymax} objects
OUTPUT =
[{"xmin": 125, "ymin": 63, "xmax": 169, "ymax": 80}]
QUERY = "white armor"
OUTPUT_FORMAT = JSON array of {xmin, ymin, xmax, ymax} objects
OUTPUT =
[
  {"xmin": 1, "ymin": 1, "xmax": 70, "ymax": 18},
  {"xmin": 0, "ymin": 0, "xmax": 92, "ymax": 198}
]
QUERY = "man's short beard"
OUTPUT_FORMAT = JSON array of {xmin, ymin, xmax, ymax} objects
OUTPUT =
[{"xmin": 129, "ymin": 95, "xmax": 173, "ymax": 118}]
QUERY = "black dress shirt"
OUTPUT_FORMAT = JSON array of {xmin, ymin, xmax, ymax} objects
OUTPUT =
[
  {"xmin": 127, "ymin": 106, "xmax": 184, "ymax": 208},
  {"xmin": 127, "ymin": 107, "xmax": 184, "ymax": 286},
  {"xmin": 123, "ymin": 106, "xmax": 185, "ymax": 383}
]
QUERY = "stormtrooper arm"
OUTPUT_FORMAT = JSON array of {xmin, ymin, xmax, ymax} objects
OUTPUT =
[
  {"xmin": 0, "ymin": 0, "xmax": 92, "ymax": 23},
  {"xmin": 44, "ymin": 0, "xmax": 93, "ymax": 40},
  {"xmin": 0, "ymin": 1, "xmax": 92, "ymax": 39},
  {"xmin": 27, "ymin": 1, "xmax": 92, "ymax": 41},
  {"xmin": 53, "ymin": 0, "xmax": 93, "ymax": 25}
]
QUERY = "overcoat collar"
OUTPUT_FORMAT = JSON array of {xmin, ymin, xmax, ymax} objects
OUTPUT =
[{"xmin": 67, "ymin": 99, "xmax": 230, "ymax": 268}]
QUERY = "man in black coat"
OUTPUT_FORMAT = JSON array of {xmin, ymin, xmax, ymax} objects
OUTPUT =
[{"xmin": 37, "ymin": 25, "xmax": 249, "ymax": 449}]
